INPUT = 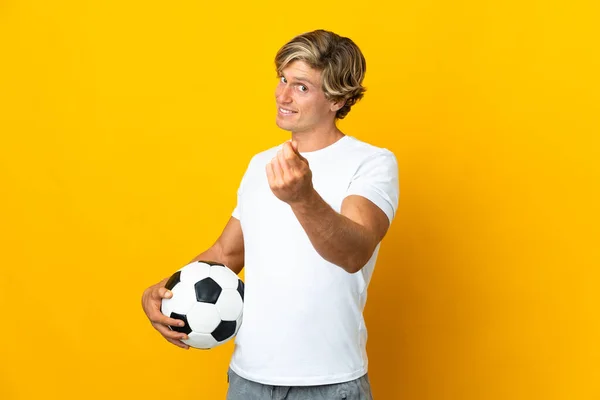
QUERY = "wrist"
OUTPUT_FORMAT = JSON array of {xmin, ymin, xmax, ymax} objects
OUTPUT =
[{"xmin": 289, "ymin": 188, "xmax": 320, "ymax": 213}]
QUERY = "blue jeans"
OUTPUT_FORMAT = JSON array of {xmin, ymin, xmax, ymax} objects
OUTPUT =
[{"xmin": 226, "ymin": 368, "xmax": 374, "ymax": 400}]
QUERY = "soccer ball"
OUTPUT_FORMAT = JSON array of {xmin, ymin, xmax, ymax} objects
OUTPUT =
[{"xmin": 161, "ymin": 260, "xmax": 244, "ymax": 349}]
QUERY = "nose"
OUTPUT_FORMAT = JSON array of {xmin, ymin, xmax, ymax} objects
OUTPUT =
[{"xmin": 276, "ymin": 83, "xmax": 293, "ymax": 103}]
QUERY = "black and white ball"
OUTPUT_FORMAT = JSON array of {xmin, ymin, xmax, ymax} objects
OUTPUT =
[{"xmin": 161, "ymin": 260, "xmax": 244, "ymax": 349}]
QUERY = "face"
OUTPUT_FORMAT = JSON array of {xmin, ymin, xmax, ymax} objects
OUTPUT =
[{"xmin": 275, "ymin": 60, "xmax": 342, "ymax": 134}]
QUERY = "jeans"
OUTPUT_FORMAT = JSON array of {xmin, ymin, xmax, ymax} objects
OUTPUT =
[{"xmin": 226, "ymin": 368, "xmax": 374, "ymax": 400}]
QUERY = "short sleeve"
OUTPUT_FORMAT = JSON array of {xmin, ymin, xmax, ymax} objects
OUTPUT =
[
  {"xmin": 345, "ymin": 150, "xmax": 399, "ymax": 224},
  {"xmin": 232, "ymin": 157, "xmax": 253, "ymax": 220}
]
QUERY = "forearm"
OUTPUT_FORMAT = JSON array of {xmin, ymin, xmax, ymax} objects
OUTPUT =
[
  {"xmin": 188, "ymin": 245, "xmax": 225, "ymax": 266},
  {"xmin": 290, "ymin": 190, "xmax": 377, "ymax": 273}
]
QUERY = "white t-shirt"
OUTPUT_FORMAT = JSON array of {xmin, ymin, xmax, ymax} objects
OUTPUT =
[{"xmin": 229, "ymin": 135, "xmax": 399, "ymax": 386}]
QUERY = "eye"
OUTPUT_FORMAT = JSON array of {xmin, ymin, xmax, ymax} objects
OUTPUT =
[
  {"xmin": 280, "ymin": 76, "xmax": 287, "ymax": 83},
  {"xmin": 298, "ymin": 85, "xmax": 308, "ymax": 92}
]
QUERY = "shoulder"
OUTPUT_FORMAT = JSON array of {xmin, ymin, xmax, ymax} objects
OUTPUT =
[
  {"xmin": 343, "ymin": 136, "xmax": 397, "ymax": 166},
  {"xmin": 244, "ymin": 143, "xmax": 284, "ymax": 169}
]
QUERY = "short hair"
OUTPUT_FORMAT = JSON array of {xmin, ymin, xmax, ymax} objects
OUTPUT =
[{"xmin": 275, "ymin": 29, "xmax": 367, "ymax": 120}]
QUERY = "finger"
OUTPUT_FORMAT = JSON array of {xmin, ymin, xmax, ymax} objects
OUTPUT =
[
  {"xmin": 149, "ymin": 286, "xmax": 170, "ymax": 301},
  {"xmin": 151, "ymin": 311, "xmax": 187, "ymax": 328},
  {"xmin": 165, "ymin": 337, "xmax": 190, "ymax": 349},
  {"xmin": 147, "ymin": 293, "xmax": 183, "ymax": 325},
  {"xmin": 277, "ymin": 149, "xmax": 292, "ymax": 178},
  {"xmin": 153, "ymin": 321, "xmax": 189, "ymax": 341},
  {"xmin": 285, "ymin": 141, "xmax": 297, "ymax": 157},
  {"xmin": 282, "ymin": 142, "xmax": 300, "ymax": 169},
  {"xmin": 265, "ymin": 161, "xmax": 274, "ymax": 184},
  {"xmin": 290, "ymin": 141, "xmax": 309, "ymax": 165},
  {"xmin": 157, "ymin": 287, "xmax": 173, "ymax": 299},
  {"xmin": 147, "ymin": 299, "xmax": 186, "ymax": 327},
  {"xmin": 290, "ymin": 140, "xmax": 302, "ymax": 157},
  {"xmin": 271, "ymin": 157, "xmax": 283, "ymax": 183}
]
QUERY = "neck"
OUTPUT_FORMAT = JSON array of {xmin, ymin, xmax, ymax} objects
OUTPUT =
[{"xmin": 291, "ymin": 126, "xmax": 345, "ymax": 153}]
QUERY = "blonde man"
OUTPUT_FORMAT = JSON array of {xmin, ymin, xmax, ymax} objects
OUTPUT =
[{"xmin": 142, "ymin": 29, "xmax": 399, "ymax": 399}]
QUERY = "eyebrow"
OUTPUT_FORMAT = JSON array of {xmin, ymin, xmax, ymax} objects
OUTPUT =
[{"xmin": 285, "ymin": 75, "xmax": 317, "ymax": 88}]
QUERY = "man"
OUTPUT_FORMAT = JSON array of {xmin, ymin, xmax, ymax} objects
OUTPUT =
[{"xmin": 142, "ymin": 29, "xmax": 399, "ymax": 399}]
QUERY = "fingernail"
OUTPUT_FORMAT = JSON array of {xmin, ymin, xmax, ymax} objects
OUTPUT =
[{"xmin": 179, "ymin": 321, "xmax": 185, "ymax": 327}]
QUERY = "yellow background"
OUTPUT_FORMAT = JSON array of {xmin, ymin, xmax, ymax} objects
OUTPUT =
[{"xmin": 1, "ymin": 0, "xmax": 598, "ymax": 399}]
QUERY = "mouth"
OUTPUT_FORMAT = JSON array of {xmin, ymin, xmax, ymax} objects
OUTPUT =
[{"xmin": 278, "ymin": 107, "xmax": 298, "ymax": 116}]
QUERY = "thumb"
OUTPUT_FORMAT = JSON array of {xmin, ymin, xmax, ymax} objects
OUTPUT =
[
  {"xmin": 291, "ymin": 141, "xmax": 308, "ymax": 163},
  {"xmin": 291, "ymin": 140, "xmax": 304, "ymax": 158}
]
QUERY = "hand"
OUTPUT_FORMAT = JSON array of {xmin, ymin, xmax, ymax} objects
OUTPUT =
[
  {"xmin": 142, "ymin": 278, "xmax": 190, "ymax": 349},
  {"xmin": 266, "ymin": 140, "xmax": 314, "ymax": 205}
]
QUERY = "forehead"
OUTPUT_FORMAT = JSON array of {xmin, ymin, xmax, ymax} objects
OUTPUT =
[{"xmin": 280, "ymin": 60, "xmax": 322, "ymax": 86}]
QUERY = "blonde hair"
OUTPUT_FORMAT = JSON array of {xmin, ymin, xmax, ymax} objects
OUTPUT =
[{"xmin": 275, "ymin": 29, "xmax": 366, "ymax": 120}]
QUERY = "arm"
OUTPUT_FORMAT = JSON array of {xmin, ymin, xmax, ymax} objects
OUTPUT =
[
  {"xmin": 290, "ymin": 191, "xmax": 390, "ymax": 274},
  {"xmin": 267, "ymin": 141, "xmax": 394, "ymax": 274},
  {"xmin": 188, "ymin": 216, "xmax": 245, "ymax": 274},
  {"xmin": 142, "ymin": 216, "xmax": 244, "ymax": 349}
]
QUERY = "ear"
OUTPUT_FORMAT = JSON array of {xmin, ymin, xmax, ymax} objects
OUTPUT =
[{"xmin": 330, "ymin": 98, "xmax": 346, "ymax": 112}]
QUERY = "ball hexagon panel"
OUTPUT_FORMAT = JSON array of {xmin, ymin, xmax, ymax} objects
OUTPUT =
[
  {"xmin": 180, "ymin": 262, "xmax": 210, "ymax": 284},
  {"xmin": 184, "ymin": 332, "xmax": 218, "ymax": 349},
  {"xmin": 161, "ymin": 282, "xmax": 197, "ymax": 316},
  {"xmin": 215, "ymin": 289, "xmax": 243, "ymax": 321},
  {"xmin": 212, "ymin": 320, "xmax": 237, "ymax": 342},
  {"xmin": 187, "ymin": 302, "xmax": 221, "ymax": 333},
  {"xmin": 194, "ymin": 277, "xmax": 222, "ymax": 304},
  {"xmin": 210, "ymin": 266, "xmax": 239, "ymax": 290}
]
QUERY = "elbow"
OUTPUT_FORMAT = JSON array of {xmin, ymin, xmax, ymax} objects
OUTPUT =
[
  {"xmin": 345, "ymin": 251, "xmax": 373, "ymax": 274},
  {"xmin": 347, "ymin": 239, "xmax": 379, "ymax": 273},
  {"xmin": 346, "ymin": 264, "xmax": 363, "ymax": 274}
]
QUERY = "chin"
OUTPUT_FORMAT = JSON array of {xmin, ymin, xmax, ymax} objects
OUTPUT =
[{"xmin": 275, "ymin": 120, "xmax": 294, "ymax": 132}]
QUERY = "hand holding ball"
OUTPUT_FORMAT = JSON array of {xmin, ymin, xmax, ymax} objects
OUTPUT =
[{"xmin": 161, "ymin": 261, "xmax": 245, "ymax": 349}]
